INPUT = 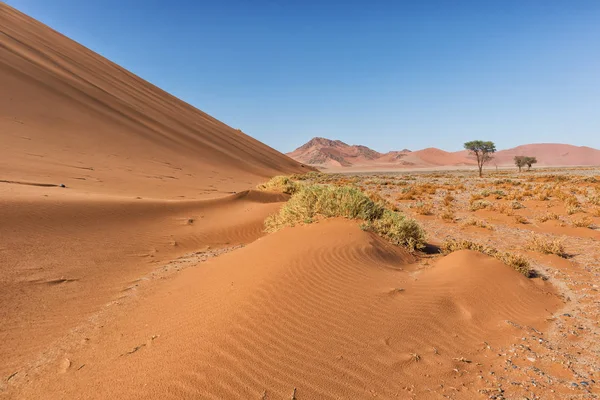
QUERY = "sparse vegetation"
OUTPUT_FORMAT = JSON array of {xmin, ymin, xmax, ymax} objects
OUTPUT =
[
  {"xmin": 461, "ymin": 217, "xmax": 494, "ymax": 230},
  {"xmin": 440, "ymin": 239, "xmax": 531, "ymax": 276},
  {"xmin": 257, "ymin": 175, "xmax": 301, "ymax": 195},
  {"xmin": 265, "ymin": 184, "xmax": 426, "ymax": 251},
  {"xmin": 526, "ymin": 235, "xmax": 566, "ymax": 258}
]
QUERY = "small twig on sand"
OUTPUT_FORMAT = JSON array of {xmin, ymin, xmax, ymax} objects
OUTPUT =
[
  {"xmin": 291, "ymin": 387, "xmax": 297, "ymax": 399},
  {"xmin": 121, "ymin": 344, "xmax": 146, "ymax": 356}
]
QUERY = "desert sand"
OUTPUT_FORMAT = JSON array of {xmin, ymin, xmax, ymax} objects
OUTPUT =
[{"xmin": 1, "ymin": 4, "xmax": 594, "ymax": 400}]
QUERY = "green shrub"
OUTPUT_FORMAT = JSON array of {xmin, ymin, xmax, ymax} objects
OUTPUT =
[
  {"xmin": 361, "ymin": 210, "xmax": 426, "ymax": 251},
  {"xmin": 265, "ymin": 185, "xmax": 384, "ymax": 231},
  {"xmin": 265, "ymin": 185, "xmax": 426, "ymax": 251}
]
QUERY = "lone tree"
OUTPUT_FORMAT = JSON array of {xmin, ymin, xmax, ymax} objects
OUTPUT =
[
  {"xmin": 514, "ymin": 156, "xmax": 526, "ymax": 172},
  {"xmin": 514, "ymin": 156, "xmax": 538, "ymax": 172},
  {"xmin": 464, "ymin": 140, "xmax": 496, "ymax": 177},
  {"xmin": 525, "ymin": 156, "xmax": 537, "ymax": 171}
]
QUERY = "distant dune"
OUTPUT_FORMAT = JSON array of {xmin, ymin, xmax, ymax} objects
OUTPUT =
[{"xmin": 288, "ymin": 137, "xmax": 600, "ymax": 169}]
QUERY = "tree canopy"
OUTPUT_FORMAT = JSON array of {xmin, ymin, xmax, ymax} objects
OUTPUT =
[
  {"xmin": 464, "ymin": 140, "xmax": 496, "ymax": 177},
  {"xmin": 514, "ymin": 155, "xmax": 537, "ymax": 172}
]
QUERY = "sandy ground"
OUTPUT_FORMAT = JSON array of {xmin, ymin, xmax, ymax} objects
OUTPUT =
[{"xmin": 1, "ymin": 3, "xmax": 595, "ymax": 400}]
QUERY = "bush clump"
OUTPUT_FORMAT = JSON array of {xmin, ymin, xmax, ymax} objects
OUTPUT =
[
  {"xmin": 440, "ymin": 239, "xmax": 531, "ymax": 276},
  {"xmin": 361, "ymin": 209, "xmax": 426, "ymax": 251},
  {"xmin": 265, "ymin": 184, "xmax": 426, "ymax": 251},
  {"xmin": 526, "ymin": 235, "xmax": 566, "ymax": 258},
  {"xmin": 257, "ymin": 175, "xmax": 301, "ymax": 195}
]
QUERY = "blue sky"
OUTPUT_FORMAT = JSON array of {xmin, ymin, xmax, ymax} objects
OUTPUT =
[{"xmin": 6, "ymin": 0, "xmax": 600, "ymax": 152}]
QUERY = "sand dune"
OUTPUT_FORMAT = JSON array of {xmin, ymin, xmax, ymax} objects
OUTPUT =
[
  {"xmin": 8, "ymin": 220, "xmax": 558, "ymax": 399},
  {"xmin": 0, "ymin": 4, "xmax": 307, "ymax": 199},
  {"xmin": 0, "ymin": 189, "xmax": 288, "ymax": 383}
]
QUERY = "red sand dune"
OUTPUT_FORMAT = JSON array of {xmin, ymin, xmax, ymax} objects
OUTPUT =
[
  {"xmin": 289, "ymin": 138, "xmax": 600, "ymax": 169},
  {"xmin": 0, "ymin": 5, "xmax": 307, "ymax": 199}
]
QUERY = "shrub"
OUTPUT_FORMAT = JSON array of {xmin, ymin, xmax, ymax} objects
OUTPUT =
[
  {"xmin": 443, "ymin": 193, "xmax": 455, "ymax": 206},
  {"xmin": 440, "ymin": 239, "xmax": 531, "ymax": 276},
  {"xmin": 571, "ymin": 216, "xmax": 593, "ymax": 229},
  {"xmin": 469, "ymin": 200, "xmax": 492, "ymax": 211},
  {"xmin": 440, "ymin": 208, "xmax": 456, "ymax": 222},
  {"xmin": 361, "ymin": 209, "xmax": 426, "ymax": 251},
  {"xmin": 510, "ymin": 200, "xmax": 525, "ymax": 209},
  {"xmin": 257, "ymin": 175, "xmax": 300, "ymax": 195},
  {"xmin": 265, "ymin": 185, "xmax": 383, "ymax": 231},
  {"xmin": 266, "ymin": 185, "xmax": 426, "ymax": 251},
  {"xmin": 526, "ymin": 235, "xmax": 566, "ymax": 258},
  {"xmin": 514, "ymin": 215, "xmax": 528, "ymax": 224},
  {"xmin": 413, "ymin": 201, "xmax": 434, "ymax": 215},
  {"xmin": 536, "ymin": 212, "xmax": 560, "ymax": 223},
  {"xmin": 461, "ymin": 217, "xmax": 494, "ymax": 230}
]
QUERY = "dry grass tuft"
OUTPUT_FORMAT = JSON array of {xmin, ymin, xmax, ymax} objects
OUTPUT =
[
  {"xmin": 257, "ymin": 175, "xmax": 300, "ymax": 195},
  {"xmin": 513, "ymin": 215, "xmax": 528, "ymax": 224},
  {"xmin": 443, "ymin": 193, "xmax": 455, "ymax": 207},
  {"xmin": 440, "ymin": 239, "xmax": 531, "ymax": 276},
  {"xmin": 461, "ymin": 217, "xmax": 494, "ymax": 230},
  {"xmin": 439, "ymin": 208, "xmax": 456, "ymax": 222},
  {"xmin": 536, "ymin": 212, "xmax": 560, "ymax": 223},
  {"xmin": 414, "ymin": 202, "xmax": 434, "ymax": 215},
  {"xmin": 571, "ymin": 216, "xmax": 593, "ymax": 229},
  {"xmin": 526, "ymin": 235, "xmax": 566, "ymax": 258},
  {"xmin": 469, "ymin": 200, "xmax": 493, "ymax": 211}
]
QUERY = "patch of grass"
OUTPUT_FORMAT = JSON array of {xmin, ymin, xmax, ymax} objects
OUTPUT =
[
  {"xmin": 361, "ymin": 209, "xmax": 427, "ymax": 251},
  {"xmin": 413, "ymin": 201, "xmax": 434, "ymax": 215},
  {"xmin": 526, "ymin": 235, "xmax": 566, "ymax": 258},
  {"xmin": 266, "ymin": 184, "xmax": 426, "ymax": 251},
  {"xmin": 566, "ymin": 204, "xmax": 583, "ymax": 215},
  {"xmin": 536, "ymin": 212, "xmax": 560, "ymax": 223},
  {"xmin": 513, "ymin": 215, "xmax": 528, "ymax": 224},
  {"xmin": 461, "ymin": 217, "xmax": 494, "ymax": 230},
  {"xmin": 440, "ymin": 239, "xmax": 531, "ymax": 276},
  {"xmin": 571, "ymin": 216, "xmax": 593, "ymax": 229},
  {"xmin": 442, "ymin": 193, "xmax": 455, "ymax": 207},
  {"xmin": 469, "ymin": 200, "xmax": 493, "ymax": 211},
  {"xmin": 510, "ymin": 200, "xmax": 525, "ymax": 210},
  {"xmin": 439, "ymin": 208, "xmax": 456, "ymax": 222},
  {"xmin": 257, "ymin": 175, "xmax": 300, "ymax": 195}
]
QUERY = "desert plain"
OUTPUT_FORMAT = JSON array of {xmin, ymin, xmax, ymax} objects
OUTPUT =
[{"xmin": 2, "ymin": 3, "xmax": 600, "ymax": 400}]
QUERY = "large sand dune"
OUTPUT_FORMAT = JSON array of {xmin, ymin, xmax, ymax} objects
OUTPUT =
[{"xmin": 0, "ymin": 4, "xmax": 306, "ymax": 199}]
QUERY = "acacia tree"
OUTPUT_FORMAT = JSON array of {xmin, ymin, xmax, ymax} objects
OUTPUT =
[
  {"xmin": 514, "ymin": 155, "xmax": 537, "ymax": 172},
  {"xmin": 464, "ymin": 140, "xmax": 496, "ymax": 177},
  {"xmin": 514, "ymin": 156, "xmax": 526, "ymax": 172},
  {"xmin": 525, "ymin": 156, "xmax": 537, "ymax": 171}
]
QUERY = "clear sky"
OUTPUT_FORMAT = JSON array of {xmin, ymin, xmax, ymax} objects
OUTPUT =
[{"xmin": 6, "ymin": 0, "xmax": 600, "ymax": 153}]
